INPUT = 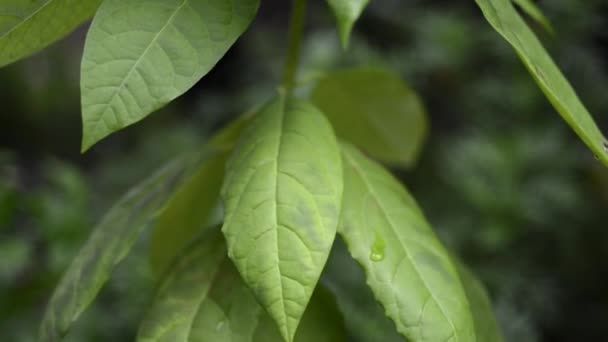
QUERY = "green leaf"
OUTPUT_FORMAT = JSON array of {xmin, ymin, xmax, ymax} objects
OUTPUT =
[
  {"xmin": 0, "ymin": 0, "xmax": 101, "ymax": 67},
  {"xmin": 149, "ymin": 110, "xmax": 261, "ymax": 277},
  {"xmin": 511, "ymin": 0, "xmax": 553, "ymax": 34},
  {"xmin": 138, "ymin": 229, "xmax": 347, "ymax": 342},
  {"xmin": 311, "ymin": 68, "xmax": 428, "ymax": 169},
  {"xmin": 456, "ymin": 262, "xmax": 504, "ymax": 342},
  {"xmin": 221, "ymin": 96, "xmax": 343, "ymax": 341},
  {"xmin": 338, "ymin": 143, "xmax": 476, "ymax": 341},
  {"xmin": 149, "ymin": 150, "xmax": 228, "ymax": 277},
  {"xmin": 476, "ymin": 0, "xmax": 608, "ymax": 168},
  {"xmin": 40, "ymin": 157, "xmax": 190, "ymax": 341},
  {"xmin": 323, "ymin": 239, "xmax": 406, "ymax": 342},
  {"xmin": 80, "ymin": 0, "xmax": 260, "ymax": 151},
  {"xmin": 326, "ymin": 0, "xmax": 369, "ymax": 48},
  {"xmin": 209, "ymin": 112, "xmax": 256, "ymax": 150}
]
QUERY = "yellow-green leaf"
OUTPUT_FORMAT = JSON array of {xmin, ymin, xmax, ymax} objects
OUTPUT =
[
  {"xmin": 311, "ymin": 67, "xmax": 428, "ymax": 168},
  {"xmin": 476, "ymin": 0, "xmax": 608, "ymax": 167},
  {"xmin": 221, "ymin": 96, "xmax": 343, "ymax": 341},
  {"xmin": 511, "ymin": 0, "xmax": 553, "ymax": 33},
  {"xmin": 138, "ymin": 229, "xmax": 347, "ymax": 342},
  {"xmin": 339, "ymin": 143, "xmax": 476, "ymax": 341},
  {"xmin": 80, "ymin": 0, "xmax": 259, "ymax": 151},
  {"xmin": 149, "ymin": 151, "xmax": 229, "ymax": 278},
  {"xmin": 456, "ymin": 261, "xmax": 504, "ymax": 342},
  {"xmin": 0, "ymin": 0, "xmax": 101, "ymax": 67}
]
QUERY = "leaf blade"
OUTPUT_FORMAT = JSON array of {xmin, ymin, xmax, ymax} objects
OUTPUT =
[
  {"xmin": 221, "ymin": 96, "xmax": 343, "ymax": 341},
  {"xmin": 80, "ymin": 0, "xmax": 259, "ymax": 151},
  {"xmin": 476, "ymin": 0, "xmax": 608, "ymax": 167},
  {"xmin": 311, "ymin": 67, "xmax": 428, "ymax": 168},
  {"xmin": 0, "ymin": 0, "xmax": 101, "ymax": 67},
  {"xmin": 138, "ymin": 229, "xmax": 347, "ymax": 342},
  {"xmin": 456, "ymin": 261, "xmax": 504, "ymax": 342},
  {"xmin": 149, "ymin": 151, "xmax": 229, "ymax": 277},
  {"xmin": 40, "ymin": 157, "xmax": 189, "ymax": 341},
  {"xmin": 511, "ymin": 0, "xmax": 553, "ymax": 34},
  {"xmin": 339, "ymin": 143, "xmax": 476, "ymax": 341}
]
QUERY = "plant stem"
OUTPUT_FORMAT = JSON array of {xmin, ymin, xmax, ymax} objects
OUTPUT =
[{"xmin": 282, "ymin": 0, "xmax": 307, "ymax": 95}]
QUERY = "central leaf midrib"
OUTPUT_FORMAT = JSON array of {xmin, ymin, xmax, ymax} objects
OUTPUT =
[
  {"xmin": 343, "ymin": 151, "xmax": 461, "ymax": 340},
  {"xmin": 273, "ymin": 98, "xmax": 290, "ymax": 339},
  {"xmin": 0, "ymin": 0, "xmax": 53, "ymax": 40},
  {"xmin": 90, "ymin": 0, "xmax": 188, "ymax": 132}
]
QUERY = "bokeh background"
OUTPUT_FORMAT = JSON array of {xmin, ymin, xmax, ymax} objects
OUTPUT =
[{"xmin": 2, "ymin": 0, "xmax": 608, "ymax": 341}]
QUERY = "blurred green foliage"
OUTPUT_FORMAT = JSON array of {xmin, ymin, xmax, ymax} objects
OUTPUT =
[{"xmin": 1, "ymin": 0, "xmax": 608, "ymax": 341}]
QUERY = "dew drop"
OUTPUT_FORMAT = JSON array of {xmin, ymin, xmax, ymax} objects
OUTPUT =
[
  {"xmin": 603, "ymin": 139, "xmax": 608, "ymax": 153},
  {"xmin": 215, "ymin": 320, "xmax": 225, "ymax": 332},
  {"xmin": 369, "ymin": 231, "xmax": 386, "ymax": 262}
]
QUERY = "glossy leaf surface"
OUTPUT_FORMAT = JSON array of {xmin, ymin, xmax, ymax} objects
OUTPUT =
[
  {"xmin": 40, "ymin": 157, "xmax": 188, "ymax": 341},
  {"xmin": 339, "ymin": 143, "xmax": 475, "ymax": 341},
  {"xmin": 221, "ymin": 96, "xmax": 343, "ymax": 341},
  {"xmin": 311, "ymin": 68, "xmax": 428, "ymax": 168},
  {"xmin": 0, "ymin": 0, "xmax": 101, "ymax": 67},
  {"xmin": 476, "ymin": 0, "xmax": 608, "ymax": 167},
  {"xmin": 80, "ymin": 0, "xmax": 259, "ymax": 151}
]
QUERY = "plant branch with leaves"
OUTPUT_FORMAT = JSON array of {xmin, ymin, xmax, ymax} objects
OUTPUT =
[{"xmin": 0, "ymin": 0, "xmax": 606, "ymax": 341}]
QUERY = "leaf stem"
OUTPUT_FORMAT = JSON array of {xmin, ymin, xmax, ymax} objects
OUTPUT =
[{"xmin": 282, "ymin": 0, "xmax": 307, "ymax": 95}]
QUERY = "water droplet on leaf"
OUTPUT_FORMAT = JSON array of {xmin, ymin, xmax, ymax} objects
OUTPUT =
[{"xmin": 369, "ymin": 232, "xmax": 386, "ymax": 262}]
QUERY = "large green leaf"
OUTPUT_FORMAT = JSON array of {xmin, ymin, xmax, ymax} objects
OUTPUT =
[
  {"xmin": 457, "ymin": 261, "xmax": 504, "ymax": 342},
  {"xmin": 149, "ymin": 151, "xmax": 228, "ymax": 277},
  {"xmin": 326, "ymin": 0, "xmax": 369, "ymax": 48},
  {"xmin": 339, "ymin": 143, "xmax": 476, "ymax": 341},
  {"xmin": 80, "ymin": 0, "xmax": 260, "ymax": 151},
  {"xmin": 138, "ymin": 230, "xmax": 347, "ymax": 342},
  {"xmin": 511, "ymin": 0, "xmax": 553, "ymax": 33},
  {"xmin": 476, "ymin": 0, "xmax": 608, "ymax": 168},
  {"xmin": 221, "ymin": 96, "xmax": 343, "ymax": 341},
  {"xmin": 0, "ymin": 0, "xmax": 101, "ymax": 67},
  {"xmin": 311, "ymin": 68, "xmax": 428, "ymax": 168},
  {"xmin": 40, "ymin": 157, "xmax": 190, "ymax": 341}
]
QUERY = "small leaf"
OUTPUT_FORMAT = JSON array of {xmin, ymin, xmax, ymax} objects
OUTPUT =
[
  {"xmin": 221, "ymin": 96, "xmax": 343, "ymax": 341},
  {"xmin": 0, "ymin": 0, "xmax": 101, "ymax": 67},
  {"xmin": 138, "ymin": 229, "xmax": 347, "ymax": 342},
  {"xmin": 311, "ymin": 68, "xmax": 428, "ymax": 168},
  {"xmin": 80, "ymin": 0, "xmax": 260, "ymax": 151},
  {"xmin": 339, "ymin": 143, "xmax": 476, "ymax": 341},
  {"xmin": 456, "ymin": 261, "xmax": 504, "ymax": 342},
  {"xmin": 326, "ymin": 0, "xmax": 369, "ymax": 48},
  {"xmin": 40, "ymin": 157, "xmax": 190, "ymax": 341},
  {"xmin": 476, "ymin": 0, "xmax": 608, "ymax": 168},
  {"xmin": 511, "ymin": 0, "xmax": 553, "ymax": 34},
  {"xmin": 150, "ymin": 111, "xmax": 261, "ymax": 277},
  {"xmin": 149, "ymin": 151, "xmax": 229, "ymax": 277}
]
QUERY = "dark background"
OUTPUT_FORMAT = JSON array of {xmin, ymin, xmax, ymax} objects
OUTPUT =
[{"xmin": 1, "ymin": 0, "xmax": 608, "ymax": 341}]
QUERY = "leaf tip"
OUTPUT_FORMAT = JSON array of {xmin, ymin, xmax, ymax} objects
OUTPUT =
[{"xmin": 338, "ymin": 24, "xmax": 353, "ymax": 50}]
